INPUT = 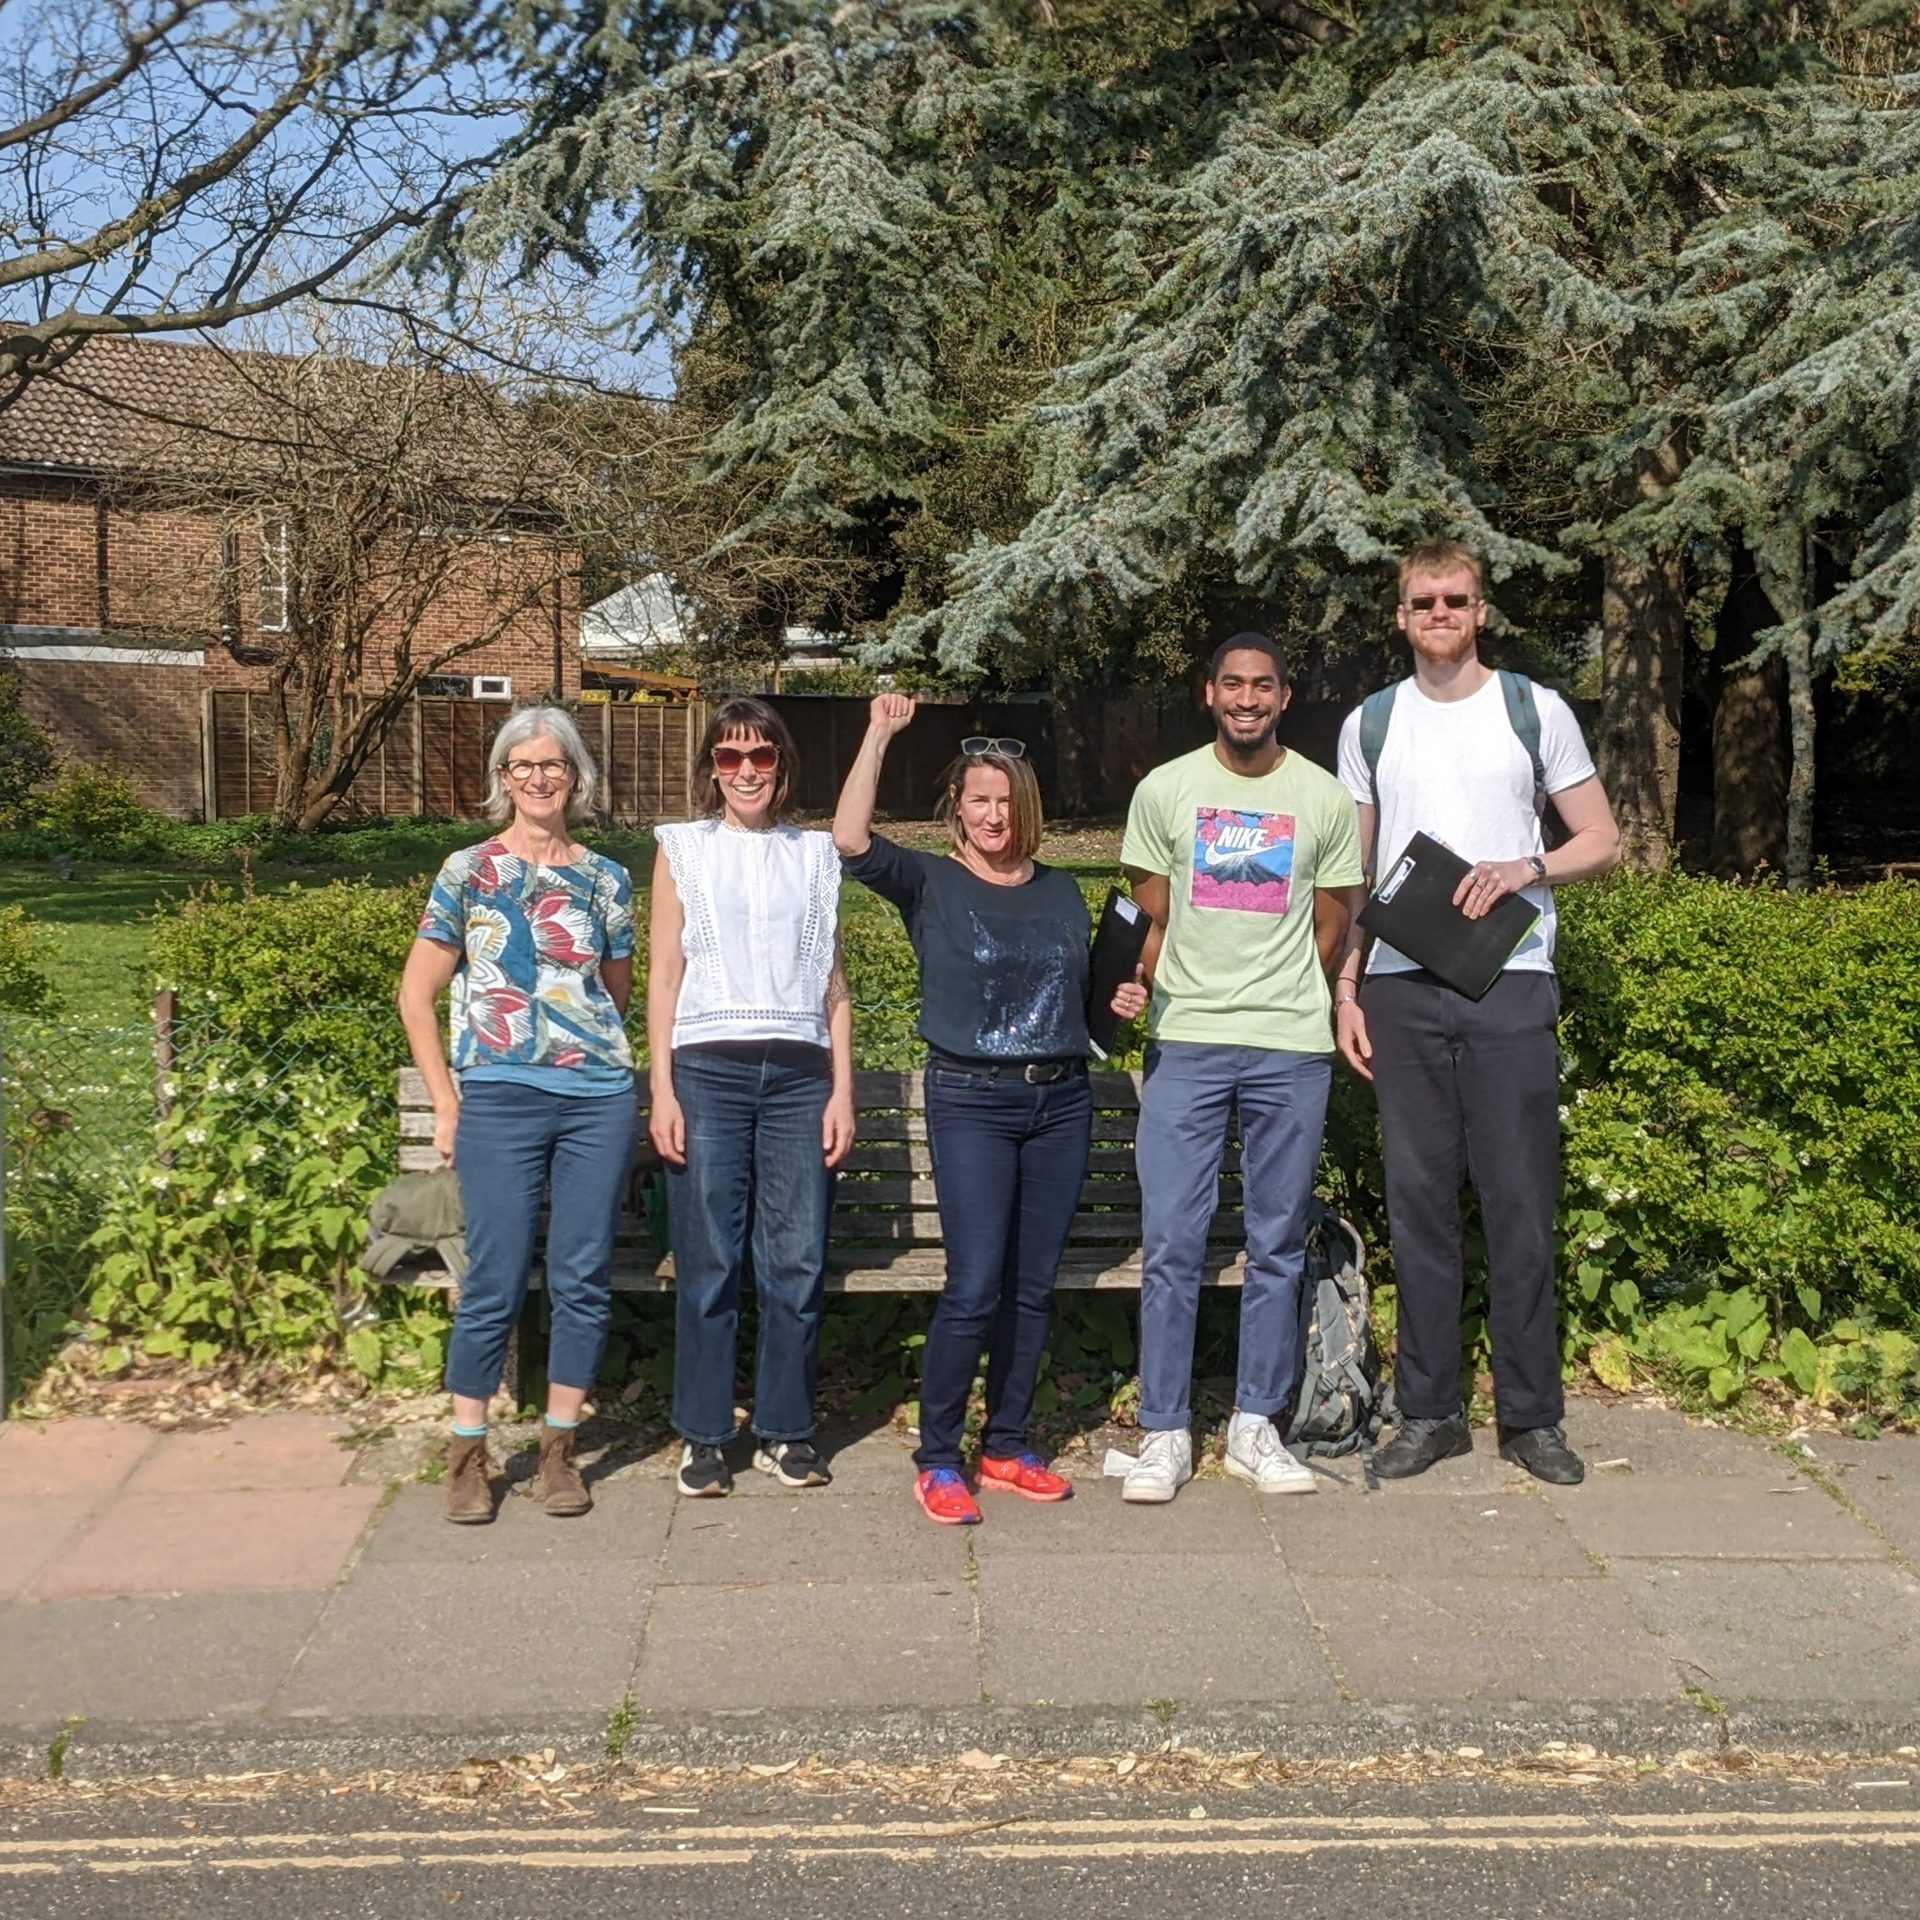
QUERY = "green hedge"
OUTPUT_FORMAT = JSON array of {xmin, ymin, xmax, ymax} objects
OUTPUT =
[{"xmin": 64, "ymin": 867, "xmax": 1920, "ymax": 1417}]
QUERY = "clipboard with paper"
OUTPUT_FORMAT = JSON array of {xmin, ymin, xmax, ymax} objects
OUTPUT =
[
  {"xmin": 1358, "ymin": 831, "xmax": 1541, "ymax": 1000},
  {"xmin": 1085, "ymin": 886, "xmax": 1152, "ymax": 1059}
]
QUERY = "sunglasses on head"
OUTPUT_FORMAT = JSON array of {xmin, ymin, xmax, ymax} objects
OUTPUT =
[
  {"xmin": 961, "ymin": 735, "xmax": 1026, "ymax": 759},
  {"xmin": 713, "ymin": 743, "xmax": 780, "ymax": 774},
  {"xmin": 1404, "ymin": 592, "xmax": 1477, "ymax": 612}
]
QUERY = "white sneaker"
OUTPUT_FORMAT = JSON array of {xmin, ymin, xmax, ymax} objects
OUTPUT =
[
  {"xmin": 1224, "ymin": 1413, "xmax": 1317, "ymax": 1495},
  {"xmin": 1122, "ymin": 1427, "xmax": 1193, "ymax": 1504}
]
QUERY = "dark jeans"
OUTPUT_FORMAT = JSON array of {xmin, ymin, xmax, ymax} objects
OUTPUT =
[
  {"xmin": 1134, "ymin": 1041, "xmax": 1332, "ymax": 1429},
  {"xmin": 1363, "ymin": 968, "xmax": 1564, "ymax": 1430},
  {"xmin": 446, "ymin": 1080, "xmax": 637, "ymax": 1401},
  {"xmin": 916, "ymin": 1064, "xmax": 1093, "ymax": 1472},
  {"xmin": 666, "ymin": 1042, "xmax": 834, "ymax": 1448}
]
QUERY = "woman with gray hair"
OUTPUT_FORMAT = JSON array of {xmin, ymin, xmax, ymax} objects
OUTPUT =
[{"xmin": 397, "ymin": 705, "xmax": 638, "ymax": 1525}]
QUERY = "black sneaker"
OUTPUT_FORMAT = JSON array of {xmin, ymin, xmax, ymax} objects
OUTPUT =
[
  {"xmin": 677, "ymin": 1442, "xmax": 732, "ymax": 1497},
  {"xmin": 1374, "ymin": 1414, "xmax": 1473, "ymax": 1481},
  {"xmin": 753, "ymin": 1439, "xmax": 832, "ymax": 1489},
  {"xmin": 1499, "ymin": 1424, "xmax": 1585, "ymax": 1485}
]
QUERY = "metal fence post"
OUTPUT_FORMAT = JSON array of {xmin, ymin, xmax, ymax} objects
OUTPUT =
[{"xmin": 154, "ymin": 989, "xmax": 177, "ymax": 1121}]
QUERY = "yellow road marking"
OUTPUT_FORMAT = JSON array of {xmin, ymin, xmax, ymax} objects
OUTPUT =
[{"xmin": 411, "ymin": 1850, "xmax": 758, "ymax": 1869}]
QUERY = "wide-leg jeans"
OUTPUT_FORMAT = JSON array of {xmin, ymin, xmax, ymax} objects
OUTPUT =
[{"xmin": 667, "ymin": 1041, "xmax": 834, "ymax": 1448}]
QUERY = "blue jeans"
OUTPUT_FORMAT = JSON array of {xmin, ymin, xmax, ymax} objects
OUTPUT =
[
  {"xmin": 446, "ymin": 1080, "xmax": 637, "ymax": 1400},
  {"xmin": 916, "ymin": 1064, "xmax": 1093, "ymax": 1472},
  {"xmin": 667, "ymin": 1043, "xmax": 834, "ymax": 1447},
  {"xmin": 1134, "ymin": 1041, "xmax": 1332, "ymax": 1430}
]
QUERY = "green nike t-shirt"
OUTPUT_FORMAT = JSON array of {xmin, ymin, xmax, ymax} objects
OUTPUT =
[{"xmin": 1120, "ymin": 745, "xmax": 1365, "ymax": 1051}]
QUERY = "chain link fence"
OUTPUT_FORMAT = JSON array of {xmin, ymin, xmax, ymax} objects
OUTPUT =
[{"xmin": 0, "ymin": 996, "xmax": 926, "ymax": 1411}]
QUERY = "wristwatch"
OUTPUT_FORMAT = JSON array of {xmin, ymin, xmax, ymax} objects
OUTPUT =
[{"xmin": 1525, "ymin": 854, "xmax": 1547, "ymax": 884}]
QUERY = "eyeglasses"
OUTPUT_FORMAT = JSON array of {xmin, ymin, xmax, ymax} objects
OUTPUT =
[
  {"xmin": 712, "ymin": 743, "xmax": 780, "ymax": 774},
  {"xmin": 961, "ymin": 736, "xmax": 1026, "ymax": 758},
  {"xmin": 1404, "ymin": 593, "xmax": 1477, "ymax": 612},
  {"xmin": 504, "ymin": 758, "xmax": 572, "ymax": 783}
]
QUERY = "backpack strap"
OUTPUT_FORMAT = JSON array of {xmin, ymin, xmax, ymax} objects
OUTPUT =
[
  {"xmin": 1496, "ymin": 668, "xmax": 1549, "ymax": 820},
  {"xmin": 1356, "ymin": 686, "xmax": 1398, "ymax": 822}
]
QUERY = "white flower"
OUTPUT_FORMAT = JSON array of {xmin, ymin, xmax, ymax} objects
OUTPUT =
[
  {"xmin": 150, "ymin": 1173, "xmax": 171, "ymax": 1192},
  {"xmin": 1798, "ymin": 1151, "xmax": 1811, "ymax": 1166},
  {"xmin": 1625, "ymin": 1186, "xmax": 1640, "ymax": 1202},
  {"xmin": 1586, "ymin": 1233, "xmax": 1606, "ymax": 1250},
  {"xmin": 1604, "ymin": 1187, "xmax": 1623, "ymax": 1205},
  {"xmin": 184, "ymin": 1128, "xmax": 207, "ymax": 1146},
  {"xmin": 247, "ymin": 1144, "xmax": 266, "ymax": 1164},
  {"xmin": 1587, "ymin": 1173, "xmax": 1603, "ymax": 1190},
  {"xmin": 1558, "ymin": 1105, "xmax": 1569, "ymax": 1121}
]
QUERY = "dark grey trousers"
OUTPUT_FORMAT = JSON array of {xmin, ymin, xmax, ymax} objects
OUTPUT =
[{"xmin": 1361, "ymin": 968, "xmax": 1564, "ymax": 1430}]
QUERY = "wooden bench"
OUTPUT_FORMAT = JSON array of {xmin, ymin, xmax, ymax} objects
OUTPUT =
[{"xmin": 394, "ymin": 1067, "xmax": 1250, "ymax": 1292}]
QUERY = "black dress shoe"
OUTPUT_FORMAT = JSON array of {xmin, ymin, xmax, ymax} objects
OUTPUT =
[
  {"xmin": 1373, "ymin": 1415, "xmax": 1472, "ymax": 1480},
  {"xmin": 1499, "ymin": 1424, "xmax": 1585, "ymax": 1485}
]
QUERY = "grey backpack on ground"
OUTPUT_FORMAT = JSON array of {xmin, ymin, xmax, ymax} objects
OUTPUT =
[{"xmin": 1284, "ymin": 1201, "xmax": 1391, "ymax": 1473}]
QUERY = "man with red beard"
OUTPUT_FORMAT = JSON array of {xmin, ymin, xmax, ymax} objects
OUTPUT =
[{"xmin": 1334, "ymin": 541, "xmax": 1621, "ymax": 1485}]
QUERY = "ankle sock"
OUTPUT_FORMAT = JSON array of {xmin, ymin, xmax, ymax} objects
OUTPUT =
[
  {"xmin": 452, "ymin": 1421, "xmax": 488, "ymax": 1439},
  {"xmin": 544, "ymin": 1415, "xmax": 580, "ymax": 1431}
]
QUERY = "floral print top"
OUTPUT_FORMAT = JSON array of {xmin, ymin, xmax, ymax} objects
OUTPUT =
[{"xmin": 418, "ymin": 839, "xmax": 637, "ymax": 1084}]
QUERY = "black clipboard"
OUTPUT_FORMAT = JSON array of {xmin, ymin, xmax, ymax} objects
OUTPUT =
[
  {"xmin": 1085, "ymin": 886, "xmax": 1151, "ymax": 1059},
  {"xmin": 1358, "ymin": 831, "xmax": 1541, "ymax": 1000}
]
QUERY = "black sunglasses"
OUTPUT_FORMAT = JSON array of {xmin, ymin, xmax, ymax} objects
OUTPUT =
[
  {"xmin": 1404, "ymin": 592, "xmax": 1477, "ymax": 612},
  {"xmin": 961, "ymin": 735, "xmax": 1026, "ymax": 758}
]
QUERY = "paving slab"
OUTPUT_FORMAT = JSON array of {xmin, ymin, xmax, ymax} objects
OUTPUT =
[
  {"xmin": 1564, "ymin": 1400, "xmax": 1791, "ymax": 1479},
  {"xmin": 1615, "ymin": 1559, "xmax": 1920, "ymax": 1705},
  {"xmin": 660, "ymin": 1487, "xmax": 970, "ymax": 1585},
  {"xmin": 0, "ymin": 1593, "xmax": 326, "ymax": 1729},
  {"xmin": 635, "ymin": 1579, "xmax": 978, "ymax": 1710},
  {"xmin": 363, "ymin": 1480, "xmax": 674, "ymax": 1566},
  {"xmin": 1307, "ymin": 1434, "xmax": 1533, "ymax": 1499},
  {"xmin": 0, "ymin": 1498, "xmax": 94, "ymax": 1602},
  {"xmin": 30, "ymin": 1486, "xmax": 382, "ymax": 1600},
  {"xmin": 123, "ymin": 1414, "xmax": 355, "ymax": 1493},
  {"xmin": 1539, "ymin": 1475, "xmax": 1887, "ymax": 1563},
  {"xmin": 1798, "ymin": 1433, "xmax": 1920, "ymax": 1559},
  {"xmin": 970, "ymin": 1475, "xmax": 1270, "ymax": 1557},
  {"xmin": 728, "ymin": 1422, "xmax": 924, "ymax": 1498},
  {"xmin": 978, "ymin": 1551, "xmax": 1337, "ymax": 1708},
  {"xmin": 278, "ymin": 1561, "xmax": 647, "ymax": 1719},
  {"xmin": 1266, "ymin": 1488, "xmax": 1598, "ymax": 1580},
  {"xmin": 0, "ymin": 1421, "xmax": 153, "ymax": 1498},
  {"xmin": 1299, "ymin": 1575, "xmax": 1676, "ymax": 1705}
]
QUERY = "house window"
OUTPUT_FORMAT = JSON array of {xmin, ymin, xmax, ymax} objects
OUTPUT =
[
  {"xmin": 259, "ymin": 518, "xmax": 291, "ymax": 632},
  {"xmin": 472, "ymin": 675, "xmax": 512, "ymax": 702},
  {"xmin": 219, "ymin": 528, "xmax": 242, "ymax": 643}
]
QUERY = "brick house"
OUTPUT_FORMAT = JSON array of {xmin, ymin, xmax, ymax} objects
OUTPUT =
[{"xmin": 0, "ymin": 336, "xmax": 581, "ymax": 821}]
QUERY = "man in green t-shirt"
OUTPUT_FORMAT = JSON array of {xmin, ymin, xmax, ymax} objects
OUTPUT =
[{"xmin": 1119, "ymin": 634, "xmax": 1366, "ymax": 1504}]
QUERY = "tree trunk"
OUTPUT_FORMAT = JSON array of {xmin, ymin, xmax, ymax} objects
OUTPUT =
[
  {"xmin": 1784, "ymin": 628, "xmax": 1816, "ymax": 890},
  {"xmin": 1711, "ymin": 655, "xmax": 1787, "ymax": 875},
  {"xmin": 1595, "ymin": 546, "xmax": 1686, "ymax": 869},
  {"xmin": 1709, "ymin": 559, "xmax": 1787, "ymax": 876},
  {"xmin": 1753, "ymin": 535, "xmax": 1817, "ymax": 892}
]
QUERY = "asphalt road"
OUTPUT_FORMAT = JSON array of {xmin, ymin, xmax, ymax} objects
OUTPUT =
[{"xmin": 9, "ymin": 1762, "xmax": 1920, "ymax": 1919}]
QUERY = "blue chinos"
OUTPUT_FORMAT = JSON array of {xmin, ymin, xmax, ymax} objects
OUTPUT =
[
  {"xmin": 667, "ymin": 1042, "xmax": 834, "ymax": 1447},
  {"xmin": 1134, "ymin": 1040, "xmax": 1332, "ymax": 1429},
  {"xmin": 446, "ymin": 1080, "xmax": 637, "ymax": 1400},
  {"xmin": 916, "ymin": 1064, "xmax": 1093, "ymax": 1472}
]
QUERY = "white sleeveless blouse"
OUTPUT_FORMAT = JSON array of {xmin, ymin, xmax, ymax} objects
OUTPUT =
[{"xmin": 656, "ymin": 819, "xmax": 841, "ymax": 1051}]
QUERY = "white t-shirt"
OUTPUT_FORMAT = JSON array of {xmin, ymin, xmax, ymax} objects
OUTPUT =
[{"xmin": 1335, "ymin": 674, "xmax": 1596, "ymax": 975}]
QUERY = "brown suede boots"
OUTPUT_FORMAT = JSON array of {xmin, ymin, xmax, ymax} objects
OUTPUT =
[
  {"xmin": 443, "ymin": 1433, "xmax": 494, "ymax": 1524},
  {"xmin": 534, "ymin": 1425, "xmax": 592, "ymax": 1517}
]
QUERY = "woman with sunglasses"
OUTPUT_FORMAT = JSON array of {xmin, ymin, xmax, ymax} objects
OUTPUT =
[
  {"xmin": 834, "ymin": 695, "xmax": 1149, "ymax": 1525},
  {"xmin": 398, "ymin": 705, "xmax": 638, "ymax": 1526},
  {"xmin": 649, "ymin": 697, "xmax": 855, "ymax": 1497}
]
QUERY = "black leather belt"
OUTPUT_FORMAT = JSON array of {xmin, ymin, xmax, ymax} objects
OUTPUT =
[{"xmin": 927, "ymin": 1052, "xmax": 1084, "ymax": 1085}]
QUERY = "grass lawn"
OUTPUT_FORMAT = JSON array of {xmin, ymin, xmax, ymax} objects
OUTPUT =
[{"xmin": 0, "ymin": 818, "xmax": 1127, "ymax": 1024}]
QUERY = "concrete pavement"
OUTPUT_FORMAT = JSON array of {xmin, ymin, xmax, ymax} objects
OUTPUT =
[{"xmin": 2, "ymin": 1397, "xmax": 1918, "ymax": 1771}]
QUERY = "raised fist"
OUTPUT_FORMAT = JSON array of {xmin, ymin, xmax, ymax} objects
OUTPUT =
[{"xmin": 869, "ymin": 692, "xmax": 916, "ymax": 736}]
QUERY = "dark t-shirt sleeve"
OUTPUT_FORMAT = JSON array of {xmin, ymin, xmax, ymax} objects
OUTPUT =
[{"xmin": 842, "ymin": 832, "xmax": 931, "ymax": 917}]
